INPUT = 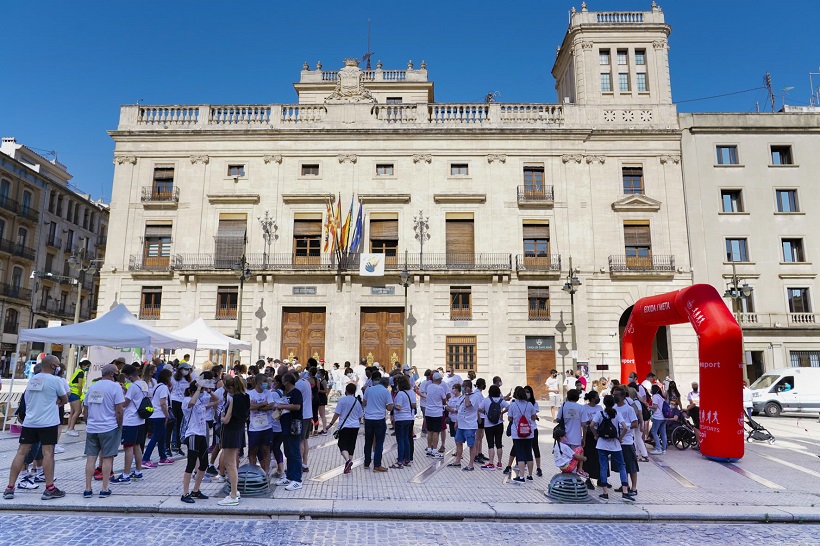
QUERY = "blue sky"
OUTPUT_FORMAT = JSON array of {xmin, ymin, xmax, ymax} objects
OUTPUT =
[{"xmin": 1, "ymin": 0, "xmax": 815, "ymax": 202}]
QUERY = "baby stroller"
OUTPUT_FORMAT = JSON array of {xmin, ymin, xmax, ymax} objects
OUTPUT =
[{"xmin": 745, "ymin": 414, "xmax": 775, "ymax": 444}]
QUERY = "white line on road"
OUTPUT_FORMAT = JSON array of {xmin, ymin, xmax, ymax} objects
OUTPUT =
[
  {"xmin": 719, "ymin": 462, "xmax": 785, "ymax": 490},
  {"xmin": 749, "ymin": 451, "xmax": 820, "ymax": 479}
]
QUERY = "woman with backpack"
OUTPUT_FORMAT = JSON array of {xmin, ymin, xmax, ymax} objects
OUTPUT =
[
  {"xmin": 142, "ymin": 368, "xmax": 174, "ymax": 467},
  {"xmin": 591, "ymin": 394, "xmax": 634, "ymax": 501},
  {"xmin": 523, "ymin": 386, "xmax": 544, "ymax": 477},
  {"xmin": 506, "ymin": 386, "xmax": 538, "ymax": 483},
  {"xmin": 649, "ymin": 384, "xmax": 668, "ymax": 454},
  {"xmin": 580, "ymin": 390, "xmax": 602, "ymax": 490},
  {"xmin": 478, "ymin": 384, "xmax": 508, "ymax": 469}
]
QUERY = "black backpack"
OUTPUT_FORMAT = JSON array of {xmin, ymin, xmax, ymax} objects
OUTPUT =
[
  {"xmin": 597, "ymin": 411, "xmax": 618, "ymax": 439},
  {"xmin": 487, "ymin": 398, "xmax": 502, "ymax": 425},
  {"xmin": 137, "ymin": 388, "xmax": 155, "ymax": 420}
]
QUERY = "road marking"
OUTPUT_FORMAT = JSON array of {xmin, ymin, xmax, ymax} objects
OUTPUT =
[
  {"xmin": 410, "ymin": 450, "xmax": 456, "ymax": 484},
  {"xmin": 649, "ymin": 457, "xmax": 697, "ymax": 488},
  {"xmin": 719, "ymin": 462, "xmax": 785, "ymax": 490},
  {"xmin": 750, "ymin": 451, "xmax": 820, "ymax": 479}
]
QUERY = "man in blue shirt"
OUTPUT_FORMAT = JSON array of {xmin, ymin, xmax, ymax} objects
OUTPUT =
[{"xmin": 361, "ymin": 371, "xmax": 394, "ymax": 472}]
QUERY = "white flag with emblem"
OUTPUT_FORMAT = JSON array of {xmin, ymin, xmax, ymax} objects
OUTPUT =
[{"xmin": 360, "ymin": 253, "xmax": 385, "ymax": 276}]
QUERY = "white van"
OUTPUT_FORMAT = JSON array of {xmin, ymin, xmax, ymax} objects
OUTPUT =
[{"xmin": 750, "ymin": 367, "xmax": 820, "ymax": 417}]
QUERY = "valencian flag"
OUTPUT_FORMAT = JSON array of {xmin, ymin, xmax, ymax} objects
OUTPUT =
[
  {"xmin": 334, "ymin": 192, "xmax": 342, "ymax": 252},
  {"xmin": 348, "ymin": 200, "xmax": 363, "ymax": 254},
  {"xmin": 322, "ymin": 198, "xmax": 334, "ymax": 253},
  {"xmin": 340, "ymin": 195, "xmax": 354, "ymax": 253}
]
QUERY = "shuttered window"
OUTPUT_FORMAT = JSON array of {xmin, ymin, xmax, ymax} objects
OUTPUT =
[
  {"xmin": 450, "ymin": 286, "xmax": 472, "ymax": 320},
  {"xmin": 152, "ymin": 167, "xmax": 175, "ymax": 197},
  {"xmin": 140, "ymin": 287, "xmax": 162, "ymax": 319},
  {"xmin": 528, "ymin": 287, "xmax": 550, "ymax": 320},
  {"xmin": 523, "ymin": 224, "xmax": 550, "ymax": 257},
  {"xmin": 622, "ymin": 167, "xmax": 644, "ymax": 194},
  {"xmin": 445, "ymin": 219, "xmax": 474, "ymax": 255},
  {"xmin": 144, "ymin": 225, "xmax": 172, "ymax": 265},
  {"xmin": 215, "ymin": 217, "xmax": 247, "ymax": 268},
  {"xmin": 447, "ymin": 336, "xmax": 477, "ymax": 373},
  {"xmin": 216, "ymin": 287, "xmax": 238, "ymax": 320},
  {"xmin": 369, "ymin": 219, "xmax": 398, "ymax": 258},
  {"xmin": 624, "ymin": 223, "xmax": 651, "ymax": 264},
  {"xmin": 293, "ymin": 220, "xmax": 322, "ymax": 257}
]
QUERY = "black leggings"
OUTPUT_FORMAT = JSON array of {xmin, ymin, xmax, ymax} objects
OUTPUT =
[
  {"xmin": 171, "ymin": 400, "xmax": 184, "ymax": 448},
  {"xmin": 485, "ymin": 424, "xmax": 504, "ymax": 449},
  {"xmin": 184, "ymin": 436, "xmax": 208, "ymax": 474},
  {"xmin": 531, "ymin": 429, "xmax": 541, "ymax": 458}
]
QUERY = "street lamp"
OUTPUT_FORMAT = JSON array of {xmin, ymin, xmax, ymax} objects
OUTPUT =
[
  {"xmin": 413, "ymin": 210, "xmax": 430, "ymax": 267},
  {"xmin": 67, "ymin": 237, "xmax": 99, "ymax": 377},
  {"xmin": 257, "ymin": 210, "xmax": 277, "ymax": 268},
  {"xmin": 561, "ymin": 256, "xmax": 582, "ymax": 374},
  {"xmin": 400, "ymin": 263, "xmax": 411, "ymax": 366},
  {"xmin": 723, "ymin": 261, "xmax": 753, "ymax": 380},
  {"xmin": 232, "ymin": 256, "xmax": 252, "ymax": 360}
]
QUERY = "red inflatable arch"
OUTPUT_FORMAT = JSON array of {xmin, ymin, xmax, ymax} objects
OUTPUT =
[{"xmin": 620, "ymin": 284, "xmax": 744, "ymax": 461}]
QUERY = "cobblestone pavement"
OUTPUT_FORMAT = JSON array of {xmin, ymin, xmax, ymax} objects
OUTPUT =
[
  {"xmin": 1, "ymin": 513, "xmax": 819, "ymax": 546},
  {"xmin": 1, "ymin": 409, "xmax": 819, "ymax": 513}
]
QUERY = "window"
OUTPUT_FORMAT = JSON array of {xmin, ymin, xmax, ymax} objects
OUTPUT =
[
  {"xmin": 301, "ymin": 164, "xmax": 319, "ymax": 176},
  {"xmin": 782, "ymin": 239, "xmax": 805, "ymax": 263},
  {"xmin": 787, "ymin": 288, "xmax": 811, "ymax": 314},
  {"xmin": 4, "ymin": 309, "xmax": 19, "ymax": 334},
  {"xmin": 725, "ymin": 238, "xmax": 749, "ymax": 262},
  {"xmin": 450, "ymin": 163, "xmax": 469, "ymax": 176},
  {"xmin": 386, "ymin": 97, "xmax": 403, "ymax": 104},
  {"xmin": 599, "ymin": 49, "xmax": 611, "ymax": 65},
  {"xmin": 776, "ymin": 190, "xmax": 798, "ymax": 213},
  {"xmin": 56, "ymin": 195, "xmax": 63, "ymax": 216},
  {"xmin": 22, "ymin": 191, "xmax": 32, "ymax": 214},
  {"xmin": 636, "ymin": 73, "xmax": 647, "ymax": 92},
  {"xmin": 446, "ymin": 217, "xmax": 475, "ymax": 266},
  {"xmin": 140, "ymin": 287, "xmax": 162, "ymax": 319},
  {"xmin": 48, "ymin": 192, "xmax": 56, "ymax": 213},
  {"xmin": 144, "ymin": 225, "xmax": 172, "ymax": 268},
  {"xmin": 227, "ymin": 165, "xmax": 246, "ymax": 177},
  {"xmin": 82, "ymin": 210, "xmax": 89, "ymax": 230},
  {"xmin": 600, "ymin": 73, "xmax": 612, "ymax": 92},
  {"xmin": 732, "ymin": 292, "xmax": 755, "ymax": 315},
  {"xmin": 152, "ymin": 167, "xmax": 175, "ymax": 198},
  {"xmin": 369, "ymin": 218, "xmax": 398, "ymax": 264},
  {"xmin": 789, "ymin": 351, "xmax": 820, "ymax": 368},
  {"xmin": 770, "ymin": 145, "xmax": 793, "ymax": 165},
  {"xmin": 215, "ymin": 215, "xmax": 247, "ymax": 268},
  {"xmin": 375, "ymin": 164, "xmax": 394, "ymax": 176},
  {"xmin": 716, "ymin": 146, "xmax": 739, "ymax": 165},
  {"xmin": 617, "ymin": 49, "xmax": 628, "ymax": 65},
  {"xmin": 618, "ymin": 73, "xmax": 630, "ymax": 92},
  {"xmin": 293, "ymin": 219, "xmax": 322, "ymax": 262},
  {"xmin": 523, "ymin": 224, "xmax": 550, "ymax": 265},
  {"xmin": 216, "ymin": 287, "xmax": 238, "ymax": 320},
  {"xmin": 446, "ymin": 335, "xmax": 476, "ymax": 374},
  {"xmin": 528, "ymin": 287, "xmax": 550, "ymax": 320},
  {"xmin": 16, "ymin": 227, "xmax": 28, "ymax": 247},
  {"xmin": 66, "ymin": 229, "xmax": 74, "ymax": 250},
  {"xmin": 11, "ymin": 266, "xmax": 23, "ymax": 289},
  {"xmin": 523, "ymin": 166, "xmax": 545, "ymax": 191},
  {"xmin": 720, "ymin": 189, "xmax": 744, "ymax": 212},
  {"xmin": 635, "ymin": 49, "xmax": 646, "ymax": 65},
  {"xmin": 450, "ymin": 287, "xmax": 472, "ymax": 320},
  {"xmin": 624, "ymin": 223, "xmax": 652, "ymax": 267},
  {"xmin": 622, "ymin": 167, "xmax": 644, "ymax": 194}
]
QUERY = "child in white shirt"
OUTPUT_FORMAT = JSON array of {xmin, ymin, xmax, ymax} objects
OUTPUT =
[{"xmin": 552, "ymin": 426, "xmax": 589, "ymax": 478}]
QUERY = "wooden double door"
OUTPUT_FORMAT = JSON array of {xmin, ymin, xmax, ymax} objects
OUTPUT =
[
  {"xmin": 525, "ymin": 336, "xmax": 556, "ymax": 400},
  {"xmin": 360, "ymin": 307, "xmax": 405, "ymax": 367},
  {"xmin": 281, "ymin": 307, "xmax": 326, "ymax": 362}
]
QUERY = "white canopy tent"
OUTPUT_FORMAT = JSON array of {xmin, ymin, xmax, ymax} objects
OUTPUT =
[
  {"xmin": 171, "ymin": 318, "xmax": 251, "ymax": 352},
  {"xmin": 18, "ymin": 303, "xmax": 198, "ymax": 349}
]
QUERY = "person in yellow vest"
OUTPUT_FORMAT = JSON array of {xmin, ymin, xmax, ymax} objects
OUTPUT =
[{"xmin": 64, "ymin": 359, "xmax": 91, "ymax": 437}]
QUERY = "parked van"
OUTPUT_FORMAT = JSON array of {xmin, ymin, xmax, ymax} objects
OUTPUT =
[{"xmin": 750, "ymin": 367, "xmax": 820, "ymax": 417}]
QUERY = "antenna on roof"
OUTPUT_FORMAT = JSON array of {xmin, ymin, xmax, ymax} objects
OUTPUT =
[
  {"xmin": 362, "ymin": 19, "xmax": 374, "ymax": 70},
  {"xmin": 809, "ymin": 68, "xmax": 820, "ymax": 107},
  {"xmin": 764, "ymin": 73, "xmax": 775, "ymax": 112}
]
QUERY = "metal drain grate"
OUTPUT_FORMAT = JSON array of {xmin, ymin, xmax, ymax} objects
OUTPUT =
[
  {"xmin": 221, "ymin": 463, "xmax": 271, "ymax": 497},
  {"xmin": 546, "ymin": 473, "xmax": 590, "ymax": 503}
]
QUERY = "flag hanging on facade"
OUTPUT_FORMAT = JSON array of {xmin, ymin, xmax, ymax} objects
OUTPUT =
[
  {"xmin": 349, "ymin": 201, "xmax": 363, "ymax": 254},
  {"xmin": 322, "ymin": 198, "xmax": 333, "ymax": 253},
  {"xmin": 333, "ymin": 192, "xmax": 342, "ymax": 253},
  {"xmin": 340, "ymin": 195, "xmax": 354, "ymax": 253},
  {"xmin": 360, "ymin": 253, "xmax": 385, "ymax": 276}
]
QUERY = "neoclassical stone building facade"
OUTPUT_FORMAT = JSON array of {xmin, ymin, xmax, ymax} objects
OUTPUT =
[{"xmin": 101, "ymin": 4, "xmax": 701, "ymax": 391}]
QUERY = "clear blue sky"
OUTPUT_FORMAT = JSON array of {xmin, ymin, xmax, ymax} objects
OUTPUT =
[{"xmin": 1, "ymin": 0, "xmax": 815, "ymax": 202}]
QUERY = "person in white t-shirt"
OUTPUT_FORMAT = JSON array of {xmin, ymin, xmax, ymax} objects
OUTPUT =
[
  {"xmin": 417, "ymin": 370, "xmax": 432, "ymax": 434},
  {"xmin": 506, "ymin": 387, "xmax": 538, "ymax": 483},
  {"xmin": 478, "ymin": 384, "xmax": 509, "ymax": 469},
  {"xmin": 112, "ymin": 365, "xmax": 146, "ymax": 484},
  {"xmin": 248, "ymin": 374, "xmax": 274, "ymax": 473},
  {"xmin": 424, "ymin": 373, "xmax": 448, "ymax": 459},
  {"xmin": 392, "ymin": 375, "xmax": 417, "ymax": 468},
  {"xmin": 649, "ymin": 384, "xmax": 668, "ymax": 454},
  {"xmin": 448, "ymin": 379, "xmax": 480, "ymax": 471},
  {"xmin": 613, "ymin": 386, "xmax": 640, "ymax": 495},
  {"xmin": 686, "ymin": 382, "xmax": 700, "ymax": 429},
  {"xmin": 545, "ymin": 369, "xmax": 561, "ymax": 419},
  {"xmin": 443, "ymin": 366, "xmax": 463, "ymax": 390},
  {"xmin": 557, "ymin": 389, "xmax": 585, "ymax": 449},
  {"xmin": 82, "ymin": 364, "xmax": 125, "ymax": 498},
  {"xmin": 328, "ymin": 383, "xmax": 364, "ymax": 474},
  {"xmin": 180, "ymin": 380, "xmax": 219, "ymax": 504},
  {"xmin": 591, "ymin": 394, "xmax": 634, "ymax": 501}
]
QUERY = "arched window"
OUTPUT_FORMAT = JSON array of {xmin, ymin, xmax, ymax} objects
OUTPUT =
[
  {"xmin": 22, "ymin": 190, "xmax": 32, "ymax": 213},
  {"xmin": 11, "ymin": 266, "xmax": 22, "ymax": 290},
  {"xmin": 17, "ymin": 226, "xmax": 28, "ymax": 247},
  {"xmin": 4, "ymin": 308, "xmax": 19, "ymax": 334}
]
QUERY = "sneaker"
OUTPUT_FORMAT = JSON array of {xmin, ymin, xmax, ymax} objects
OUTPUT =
[
  {"xmin": 447, "ymin": 462, "xmax": 461, "ymax": 467},
  {"xmin": 503, "ymin": 466, "xmax": 512, "ymax": 475},
  {"xmin": 17, "ymin": 477, "xmax": 39, "ymax": 490},
  {"xmin": 158, "ymin": 459, "xmax": 175, "ymax": 466},
  {"xmin": 318, "ymin": 430, "xmax": 328, "ymax": 436},
  {"xmin": 661, "ymin": 450, "xmax": 667, "ymax": 455},
  {"xmin": 41, "ymin": 487, "xmax": 66, "ymax": 500},
  {"xmin": 200, "ymin": 475, "xmax": 212, "ymax": 483},
  {"xmin": 438, "ymin": 446, "xmax": 445, "ymax": 453},
  {"xmin": 191, "ymin": 491, "xmax": 209, "ymax": 500},
  {"xmin": 110, "ymin": 474, "xmax": 131, "ymax": 485},
  {"xmin": 373, "ymin": 466, "xmax": 388, "ymax": 473},
  {"xmin": 284, "ymin": 481, "xmax": 302, "ymax": 491},
  {"xmin": 629, "ymin": 489, "xmax": 638, "ymax": 496},
  {"xmin": 141, "ymin": 461, "xmax": 157, "ymax": 469},
  {"xmin": 99, "ymin": 489, "xmax": 111, "ymax": 498},
  {"xmin": 93, "ymin": 467, "xmax": 103, "ymax": 480},
  {"xmin": 274, "ymin": 477, "xmax": 291, "ymax": 486},
  {"xmin": 217, "ymin": 496, "xmax": 239, "ymax": 506},
  {"xmin": 526, "ymin": 475, "xmax": 534, "ymax": 481},
  {"xmin": 214, "ymin": 475, "xmax": 227, "ymax": 483},
  {"xmin": 496, "ymin": 462, "xmax": 502, "ymax": 469},
  {"xmin": 53, "ymin": 445, "xmax": 65, "ymax": 454},
  {"xmin": 622, "ymin": 492, "xmax": 636, "ymax": 502},
  {"xmin": 536, "ymin": 468, "xmax": 543, "ymax": 477},
  {"xmin": 129, "ymin": 471, "xmax": 144, "ymax": 481},
  {"xmin": 650, "ymin": 450, "xmax": 663, "ymax": 455},
  {"xmin": 512, "ymin": 477, "xmax": 525, "ymax": 484},
  {"xmin": 3, "ymin": 487, "xmax": 13, "ymax": 500},
  {"xmin": 481, "ymin": 463, "xmax": 496, "ymax": 470},
  {"xmin": 430, "ymin": 453, "xmax": 444, "ymax": 459},
  {"xmin": 83, "ymin": 490, "xmax": 93, "ymax": 498},
  {"xmin": 302, "ymin": 466, "xmax": 309, "ymax": 473},
  {"xmin": 33, "ymin": 473, "xmax": 46, "ymax": 483},
  {"xmin": 343, "ymin": 460, "xmax": 353, "ymax": 474},
  {"xmin": 462, "ymin": 466, "xmax": 475, "ymax": 471},
  {"xmin": 181, "ymin": 494, "xmax": 194, "ymax": 504},
  {"xmin": 65, "ymin": 430, "xmax": 79, "ymax": 437},
  {"xmin": 164, "ymin": 452, "xmax": 173, "ymax": 460},
  {"xmin": 205, "ymin": 465, "xmax": 218, "ymax": 476}
]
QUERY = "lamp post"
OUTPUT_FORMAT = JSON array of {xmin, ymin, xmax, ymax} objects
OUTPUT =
[
  {"xmin": 723, "ymin": 262, "xmax": 753, "ymax": 380},
  {"xmin": 561, "ymin": 256, "xmax": 582, "ymax": 375},
  {"xmin": 67, "ymin": 237, "xmax": 99, "ymax": 378},
  {"xmin": 257, "ymin": 210, "xmax": 277, "ymax": 268},
  {"xmin": 400, "ymin": 261, "xmax": 410, "ymax": 366},
  {"xmin": 232, "ymin": 255, "xmax": 252, "ymax": 362},
  {"xmin": 413, "ymin": 210, "xmax": 430, "ymax": 267}
]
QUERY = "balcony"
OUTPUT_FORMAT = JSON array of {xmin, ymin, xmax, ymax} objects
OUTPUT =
[
  {"xmin": 18, "ymin": 205, "xmax": 39, "ymax": 224},
  {"xmin": 215, "ymin": 305, "xmax": 238, "ymax": 320},
  {"xmin": 3, "ymin": 321, "xmax": 19, "ymax": 334},
  {"xmin": 46, "ymin": 235, "xmax": 63, "ymax": 249},
  {"xmin": 141, "ymin": 186, "xmax": 179, "ymax": 206},
  {"xmin": 528, "ymin": 307, "xmax": 551, "ymax": 321},
  {"xmin": 515, "ymin": 254, "xmax": 562, "ymax": 274},
  {"xmin": 0, "ymin": 238, "xmax": 36, "ymax": 261},
  {"xmin": 450, "ymin": 306, "xmax": 472, "ymax": 321},
  {"xmin": 404, "ymin": 253, "xmax": 511, "ymax": 271},
  {"xmin": 608, "ymin": 255, "xmax": 675, "ymax": 275},
  {"xmin": 129, "ymin": 255, "xmax": 172, "ymax": 272},
  {"xmin": 517, "ymin": 186, "xmax": 554, "ymax": 207},
  {"xmin": 38, "ymin": 300, "xmax": 75, "ymax": 319},
  {"xmin": 735, "ymin": 313, "xmax": 820, "ymax": 328},
  {"xmin": 139, "ymin": 305, "xmax": 161, "ymax": 320},
  {"xmin": 0, "ymin": 196, "xmax": 18, "ymax": 214},
  {"xmin": 0, "ymin": 283, "xmax": 32, "ymax": 302}
]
